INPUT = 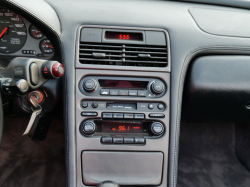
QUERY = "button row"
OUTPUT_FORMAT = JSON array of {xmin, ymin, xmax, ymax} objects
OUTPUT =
[
  {"xmin": 101, "ymin": 137, "xmax": 145, "ymax": 144},
  {"xmin": 103, "ymin": 113, "xmax": 144, "ymax": 119},
  {"xmin": 22, "ymin": 50, "xmax": 36, "ymax": 55},
  {"xmin": 101, "ymin": 89, "xmax": 146, "ymax": 97}
]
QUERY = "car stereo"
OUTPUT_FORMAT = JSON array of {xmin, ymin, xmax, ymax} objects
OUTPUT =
[{"xmin": 79, "ymin": 76, "xmax": 167, "ymax": 98}]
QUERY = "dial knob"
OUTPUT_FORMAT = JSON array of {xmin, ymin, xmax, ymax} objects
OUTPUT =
[
  {"xmin": 80, "ymin": 121, "xmax": 96, "ymax": 135},
  {"xmin": 151, "ymin": 122, "xmax": 164, "ymax": 136},
  {"xmin": 83, "ymin": 79, "xmax": 97, "ymax": 92},
  {"xmin": 151, "ymin": 81, "xmax": 165, "ymax": 94}
]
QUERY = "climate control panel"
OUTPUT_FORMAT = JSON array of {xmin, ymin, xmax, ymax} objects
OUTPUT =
[{"xmin": 79, "ymin": 76, "xmax": 167, "ymax": 98}]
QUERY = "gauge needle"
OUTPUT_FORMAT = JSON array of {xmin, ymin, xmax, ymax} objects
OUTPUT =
[
  {"xmin": 33, "ymin": 31, "xmax": 41, "ymax": 34},
  {"xmin": 0, "ymin": 27, "xmax": 8, "ymax": 38},
  {"xmin": 43, "ymin": 43, "xmax": 54, "ymax": 49}
]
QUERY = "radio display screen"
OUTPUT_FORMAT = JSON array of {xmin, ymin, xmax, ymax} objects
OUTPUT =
[
  {"xmin": 101, "ymin": 121, "xmax": 147, "ymax": 133},
  {"xmin": 99, "ymin": 80, "xmax": 148, "ymax": 89},
  {"xmin": 105, "ymin": 31, "xmax": 143, "ymax": 41}
]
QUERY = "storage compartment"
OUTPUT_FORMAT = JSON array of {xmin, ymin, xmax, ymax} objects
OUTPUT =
[
  {"xmin": 182, "ymin": 55, "xmax": 250, "ymax": 122},
  {"xmin": 81, "ymin": 151, "xmax": 163, "ymax": 185}
]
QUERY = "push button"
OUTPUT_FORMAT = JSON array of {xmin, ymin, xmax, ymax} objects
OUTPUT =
[
  {"xmin": 129, "ymin": 90, "xmax": 137, "ymax": 96},
  {"xmin": 134, "ymin": 114, "xmax": 144, "ymax": 119},
  {"xmin": 81, "ymin": 112, "xmax": 98, "ymax": 116},
  {"xmin": 101, "ymin": 137, "xmax": 112, "ymax": 144},
  {"xmin": 119, "ymin": 90, "xmax": 128, "ymax": 96},
  {"xmin": 124, "ymin": 113, "xmax": 134, "ymax": 119},
  {"xmin": 124, "ymin": 138, "xmax": 134, "ymax": 144},
  {"xmin": 113, "ymin": 138, "xmax": 123, "ymax": 144},
  {"xmin": 100, "ymin": 89, "xmax": 109, "ymax": 95},
  {"xmin": 158, "ymin": 104, "xmax": 164, "ymax": 110},
  {"xmin": 134, "ymin": 138, "xmax": 145, "ymax": 144},
  {"xmin": 138, "ymin": 91, "xmax": 146, "ymax": 97},
  {"xmin": 102, "ymin": 113, "xmax": 113, "ymax": 119},
  {"xmin": 149, "ymin": 113, "xmax": 165, "ymax": 118},
  {"xmin": 148, "ymin": 104, "xmax": 154, "ymax": 109},
  {"xmin": 113, "ymin": 113, "xmax": 123, "ymax": 119},
  {"xmin": 81, "ymin": 101, "xmax": 88, "ymax": 108},
  {"xmin": 110, "ymin": 90, "xmax": 119, "ymax": 95}
]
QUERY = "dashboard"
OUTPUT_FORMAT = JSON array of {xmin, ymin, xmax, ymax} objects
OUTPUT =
[
  {"xmin": 0, "ymin": 7, "xmax": 54, "ymax": 67},
  {"xmin": 2, "ymin": 0, "xmax": 250, "ymax": 187}
]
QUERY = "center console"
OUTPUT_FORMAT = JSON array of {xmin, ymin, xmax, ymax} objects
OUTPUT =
[{"xmin": 75, "ymin": 26, "xmax": 170, "ymax": 187}]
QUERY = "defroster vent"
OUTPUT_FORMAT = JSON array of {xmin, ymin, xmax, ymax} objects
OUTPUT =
[{"xmin": 79, "ymin": 43, "xmax": 168, "ymax": 67}]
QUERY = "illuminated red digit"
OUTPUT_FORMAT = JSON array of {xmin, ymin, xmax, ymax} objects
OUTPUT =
[
  {"xmin": 126, "ymin": 35, "xmax": 129, "ymax": 39},
  {"xmin": 119, "ymin": 34, "xmax": 122, "ymax": 39},
  {"xmin": 123, "ymin": 35, "xmax": 126, "ymax": 39}
]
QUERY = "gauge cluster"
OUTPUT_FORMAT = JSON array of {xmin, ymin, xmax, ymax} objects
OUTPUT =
[{"xmin": 0, "ymin": 8, "xmax": 54, "ymax": 58}]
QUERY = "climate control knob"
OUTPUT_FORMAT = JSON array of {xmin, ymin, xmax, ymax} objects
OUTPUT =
[
  {"xmin": 150, "ymin": 122, "xmax": 164, "ymax": 136},
  {"xmin": 80, "ymin": 121, "xmax": 96, "ymax": 135},
  {"xmin": 150, "ymin": 81, "xmax": 165, "ymax": 94},
  {"xmin": 83, "ymin": 78, "xmax": 97, "ymax": 92}
]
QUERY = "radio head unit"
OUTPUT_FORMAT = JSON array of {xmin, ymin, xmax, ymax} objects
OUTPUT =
[{"xmin": 79, "ymin": 76, "xmax": 167, "ymax": 98}]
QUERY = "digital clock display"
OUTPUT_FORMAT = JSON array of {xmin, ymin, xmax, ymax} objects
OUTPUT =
[{"xmin": 105, "ymin": 31, "xmax": 143, "ymax": 41}]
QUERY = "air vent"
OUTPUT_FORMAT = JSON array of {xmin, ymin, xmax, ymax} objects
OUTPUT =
[{"xmin": 79, "ymin": 43, "xmax": 168, "ymax": 67}]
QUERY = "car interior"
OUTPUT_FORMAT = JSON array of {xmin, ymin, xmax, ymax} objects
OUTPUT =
[{"xmin": 1, "ymin": 0, "xmax": 250, "ymax": 187}]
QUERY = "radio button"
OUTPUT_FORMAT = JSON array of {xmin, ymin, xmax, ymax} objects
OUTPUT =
[
  {"xmin": 124, "ymin": 113, "xmax": 134, "ymax": 119},
  {"xmin": 149, "ymin": 113, "xmax": 165, "ymax": 118},
  {"xmin": 81, "ymin": 112, "xmax": 98, "ymax": 116},
  {"xmin": 129, "ymin": 90, "xmax": 137, "ymax": 96},
  {"xmin": 81, "ymin": 101, "xmax": 88, "ymax": 108},
  {"xmin": 119, "ymin": 90, "xmax": 128, "ymax": 96},
  {"xmin": 113, "ymin": 113, "xmax": 124, "ymax": 119},
  {"xmin": 113, "ymin": 138, "xmax": 124, "ymax": 144},
  {"xmin": 134, "ymin": 138, "xmax": 145, "ymax": 144},
  {"xmin": 138, "ymin": 90, "xmax": 146, "ymax": 97},
  {"xmin": 134, "ymin": 114, "xmax": 144, "ymax": 119},
  {"xmin": 102, "ymin": 113, "xmax": 113, "ymax": 119},
  {"xmin": 100, "ymin": 89, "xmax": 109, "ymax": 95},
  {"xmin": 110, "ymin": 90, "xmax": 119, "ymax": 95},
  {"xmin": 148, "ymin": 104, "xmax": 154, "ymax": 109},
  {"xmin": 124, "ymin": 138, "xmax": 134, "ymax": 144},
  {"xmin": 101, "ymin": 137, "xmax": 112, "ymax": 144},
  {"xmin": 92, "ymin": 102, "xmax": 98, "ymax": 108},
  {"xmin": 158, "ymin": 104, "xmax": 164, "ymax": 110}
]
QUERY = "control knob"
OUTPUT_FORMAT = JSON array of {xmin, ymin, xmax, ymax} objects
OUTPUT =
[
  {"xmin": 150, "ymin": 81, "xmax": 165, "ymax": 94},
  {"xmin": 150, "ymin": 122, "xmax": 164, "ymax": 136},
  {"xmin": 82, "ymin": 78, "xmax": 97, "ymax": 92},
  {"xmin": 80, "ymin": 121, "xmax": 96, "ymax": 135}
]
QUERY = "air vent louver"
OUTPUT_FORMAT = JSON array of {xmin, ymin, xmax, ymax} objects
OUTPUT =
[{"xmin": 79, "ymin": 43, "xmax": 168, "ymax": 67}]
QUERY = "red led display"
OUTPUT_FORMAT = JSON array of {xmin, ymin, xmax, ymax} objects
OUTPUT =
[
  {"xmin": 105, "ymin": 31, "xmax": 143, "ymax": 41},
  {"xmin": 102, "ymin": 121, "xmax": 144, "ymax": 133}
]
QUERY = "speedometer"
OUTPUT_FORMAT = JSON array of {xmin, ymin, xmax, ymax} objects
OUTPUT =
[{"xmin": 0, "ymin": 8, "xmax": 27, "ymax": 53}]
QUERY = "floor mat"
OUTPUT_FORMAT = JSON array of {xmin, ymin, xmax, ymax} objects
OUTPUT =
[
  {"xmin": 177, "ymin": 123, "xmax": 250, "ymax": 187},
  {"xmin": 0, "ymin": 117, "xmax": 66, "ymax": 187}
]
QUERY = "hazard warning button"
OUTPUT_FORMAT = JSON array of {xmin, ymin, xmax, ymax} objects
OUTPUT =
[{"xmin": 41, "ymin": 61, "xmax": 64, "ymax": 79}]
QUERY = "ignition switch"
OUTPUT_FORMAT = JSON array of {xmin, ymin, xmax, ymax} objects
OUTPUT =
[{"xmin": 28, "ymin": 90, "xmax": 44, "ymax": 104}]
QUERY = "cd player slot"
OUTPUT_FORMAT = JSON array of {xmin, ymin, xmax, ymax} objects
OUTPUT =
[{"xmin": 106, "ymin": 102, "xmax": 137, "ymax": 110}]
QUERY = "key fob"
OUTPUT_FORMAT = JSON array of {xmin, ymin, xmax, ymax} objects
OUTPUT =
[{"xmin": 29, "ymin": 114, "xmax": 53, "ymax": 141}]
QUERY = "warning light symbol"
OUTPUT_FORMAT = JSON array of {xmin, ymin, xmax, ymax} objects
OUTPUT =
[{"xmin": 43, "ymin": 67, "xmax": 48, "ymax": 73}]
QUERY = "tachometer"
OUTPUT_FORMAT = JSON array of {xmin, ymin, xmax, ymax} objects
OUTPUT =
[{"xmin": 0, "ymin": 8, "xmax": 27, "ymax": 53}]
